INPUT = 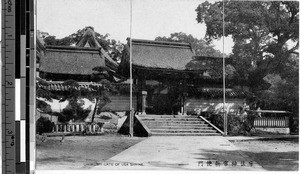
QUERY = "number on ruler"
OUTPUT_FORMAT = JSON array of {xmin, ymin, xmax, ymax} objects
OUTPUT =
[
  {"xmin": 7, "ymin": 131, "xmax": 15, "ymax": 147},
  {"xmin": 7, "ymin": 0, "xmax": 12, "ymax": 13},
  {"xmin": 6, "ymin": 81, "xmax": 13, "ymax": 86}
]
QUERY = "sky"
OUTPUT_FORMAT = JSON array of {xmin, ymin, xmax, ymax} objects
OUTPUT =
[{"xmin": 37, "ymin": 0, "xmax": 234, "ymax": 54}]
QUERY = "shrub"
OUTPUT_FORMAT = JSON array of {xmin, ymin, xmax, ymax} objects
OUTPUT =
[
  {"xmin": 36, "ymin": 100, "xmax": 52, "ymax": 113},
  {"xmin": 207, "ymin": 112, "xmax": 257, "ymax": 135},
  {"xmin": 60, "ymin": 103, "xmax": 91, "ymax": 123},
  {"xmin": 36, "ymin": 117, "xmax": 54, "ymax": 135}
]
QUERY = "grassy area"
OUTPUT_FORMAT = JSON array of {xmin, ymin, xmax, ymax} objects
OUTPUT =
[
  {"xmin": 232, "ymin": 139, "xmax": 299, "ymax": 171},
  {"xmin": 36, "ymin": 133, "xmax": 146, "ymax": 170}
]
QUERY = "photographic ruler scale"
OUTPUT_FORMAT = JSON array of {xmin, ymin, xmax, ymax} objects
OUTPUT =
[{"xmin": 2, "ymin": 0, "xmax": 36, "ymax": 173}]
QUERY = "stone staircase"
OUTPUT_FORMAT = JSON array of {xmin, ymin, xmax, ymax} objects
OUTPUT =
[{"xmin": 139, "ymin": 115, "xmax": 222, "ymax": 136}]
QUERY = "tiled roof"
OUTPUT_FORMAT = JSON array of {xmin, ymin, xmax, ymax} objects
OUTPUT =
[
  {"xmin": 40, "ymin": 46, "xmax": 105, "ymax": 75},
  {"xmin": 39, "ymin": 27, "xmax": 118, "ymax": 75},
  {"xmin": 37, "ymin": 81, "xmax": 137, "ymax": 93},
  {"xmin": 187, "ymin": 87, "xmax": 251, "ymax": 98},
  {"xmin": 131, "ymin": 39, "xmax": 195, "ymax": 70},
  {"xmin": 118, "ymin": 39, "xmax": 225, "ymax": 79},
  {"xmin": 37, "ymin": 81, "xmax": 102, "ymax": 91}
]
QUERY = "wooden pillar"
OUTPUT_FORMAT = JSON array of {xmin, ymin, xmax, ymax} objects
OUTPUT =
[
  {"xmin": 180, "ymin": 97, "xmax": 184, "ymax": 115},
  {"xmin": 142, "ymin": 91, "xmax": 147, "ymax": 115},
  {"xmin": 137, "ymin": 76, "xmax": 146, "ymax": 114},
  {"xmin": 180, "ymin": 78, "xmax": 187, "ymax": 116}
]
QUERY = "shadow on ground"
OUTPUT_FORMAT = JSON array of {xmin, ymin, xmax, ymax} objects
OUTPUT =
[{"xmin": 192, "ymin": 149, "xmax": 298, "ymax": 171}]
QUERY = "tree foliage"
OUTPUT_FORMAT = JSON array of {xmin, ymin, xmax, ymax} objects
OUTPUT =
[
  {"xmin": 196, "ymin": 1, "xmax": 299, "ymax": 115},
  {"xmin": 155, "ymin": 32, "xmax": 224, "ymax": 57},
  {"xmin": 196, "ymin": 1, "xmax": 299, "ymax": 74}
]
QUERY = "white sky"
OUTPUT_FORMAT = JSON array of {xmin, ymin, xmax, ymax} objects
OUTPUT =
[{"xmin": 36, "ymin": 0, "xmax": 234, "ymax": 54}]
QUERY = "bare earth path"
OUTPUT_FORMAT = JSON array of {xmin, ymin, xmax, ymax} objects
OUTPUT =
[{"xmin": 93, "ymin": 136, "xmax": 265, "ymax": 170}]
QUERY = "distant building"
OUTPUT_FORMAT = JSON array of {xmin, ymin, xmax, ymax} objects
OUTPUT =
[
  {"xmin": 118, "ymin": 39, "xmax": 250, "ymax": 115},
  {"xmin": 37, "ymin": 27, "xmax": 136, "ymax": 113}
]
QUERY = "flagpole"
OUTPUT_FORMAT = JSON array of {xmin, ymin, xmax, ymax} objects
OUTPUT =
[
  {"xmin": 222, "ymin": 0, "xmax": 227, "ymax": 136},
  {"xmin": 129, "ymin": 0, "xmax": 134, "ymax": 137}
]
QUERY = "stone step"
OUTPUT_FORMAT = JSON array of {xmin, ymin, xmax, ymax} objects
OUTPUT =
[
  {"xmin": 147, "ymin": 126, "xmax": 213, "ymax": 130},
  {"xmin": 141, "ymin": 118, "xmax": 202, "ymax": 121},
  {"xmin": 150, "ymin": 132, "xmax": 221, "ymax": 136},
  {"xmin": 141, "ymin": 115, "xmax": 199, "ymax": 118},
  {"xmin": 150, "ymin": 129, "xmax": 218, "ymax": 133},
  {"xmin": 143, "ymin": 123, "xmax": 207, "ymax": 127},
  {"xmin": 143, "ymin": 120, "xmax": 205, "ymax": 124},
  {"xmin": 138, "ymin": 115, "xmax": 221, "ymax": 136}
]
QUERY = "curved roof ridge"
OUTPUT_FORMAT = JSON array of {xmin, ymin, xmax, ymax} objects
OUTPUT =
[
  {"xmin": 132, "ymin": 38, "xmax": 191, "ymax": 48},
  {"xmin": 45, "ymin": 45, "xmax": 100, "ymax": 51},
  {"xmin": 76, "ymin": 27, "xmax": 101, "ymax": 48}
]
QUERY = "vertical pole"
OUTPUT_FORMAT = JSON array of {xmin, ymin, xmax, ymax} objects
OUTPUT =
[
  {"xmin": 129, "ymin": 0, "xmax": 134, "ymax": 137},
  {"xmin": 222, "ymin": 0, "xmax": 227, "ymax": 136}
]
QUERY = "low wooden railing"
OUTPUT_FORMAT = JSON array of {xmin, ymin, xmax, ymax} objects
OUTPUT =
[
  {"xmin": 251, "ymin": 110, "xmax": 291, "ymax": 128},
  {"xmin": 254, "ymin": 117, "xmax": 289, "ymax": 128},
  {"xmin": 52, "ymin": 123, "xmax": 102, "ymax": 133}
]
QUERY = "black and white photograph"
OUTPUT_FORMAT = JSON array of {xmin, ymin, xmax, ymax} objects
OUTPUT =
[{"xmin": 33, "ymin": 0, "xmax": 299, "ymax": 171}]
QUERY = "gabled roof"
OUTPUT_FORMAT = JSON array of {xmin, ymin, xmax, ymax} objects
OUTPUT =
[
  {"xmin": 39, "ymin": 27, "xmax": 118, "ymax": 75},
  {"xmin": 76, "ymin": 27, "xmax": 101, "ymax": 48},
  {"xmin": 131, "ymin": 39, "xmax": 195, "ymax": 70},
  {"xmin": 118, "ymin": 39, "xmax": 225, "ymax": 80},
  {"xmin": 76, "ymin": 27, "xmax": 118, "ymax": 69},
  {"xmin": 40, "ymin": 46, "xmax": 105, "ymax": 75}
]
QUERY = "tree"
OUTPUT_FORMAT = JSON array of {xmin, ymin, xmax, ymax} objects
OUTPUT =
[
  {"xmin": 40, "ymin": 27, "xmax": 122, "ymax": 123},
  {"xmin": 257, "ymin": 54, "xmax": 299, "ymax": 112},
  {"xmin": 196, "ymin": 1, "xmax": 299, "ymax": 114},
  {"xmin": 36, "ymin": 77, "xmax": 53, "ymax": 113},
  {"xmin": 196, "ymin": 1, "xmax": 299, "ymax": 74},
  {"xmin": 155, "ymin": 32, "xmax": 224, "ymax": 57},
  {"xmin": 60, "ymin": 80, "xmax": 84, "ymax": 122},
  {"xmin": 88, "ymin": 67, "xmax": 117, "ymax": 123}
]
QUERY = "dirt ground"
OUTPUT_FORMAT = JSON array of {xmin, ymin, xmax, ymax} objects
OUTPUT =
[
  {"xmin": 36, "ymin": 134, "xmax": 146, "ymax": 170},
  {"xmin": 36, "ymin": 134, "xmax": 299, "ymax": 171},
  {"xmin": 232, "ymin": 139, "xmax": 299, "ymax": 171}
]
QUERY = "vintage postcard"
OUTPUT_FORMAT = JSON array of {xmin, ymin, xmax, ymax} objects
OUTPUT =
[{"xmin": 34, "ymin": 0, "xmax": 298, "ymax": 172}]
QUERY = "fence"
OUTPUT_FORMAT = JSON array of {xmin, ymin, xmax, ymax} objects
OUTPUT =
[
  {"xmin": 254, "ymin": 117, "xmax": 289, "ymax": 128},
  {"xmin": 52, "ymin": 123, "xmax": 102, "ymax": 133}
]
